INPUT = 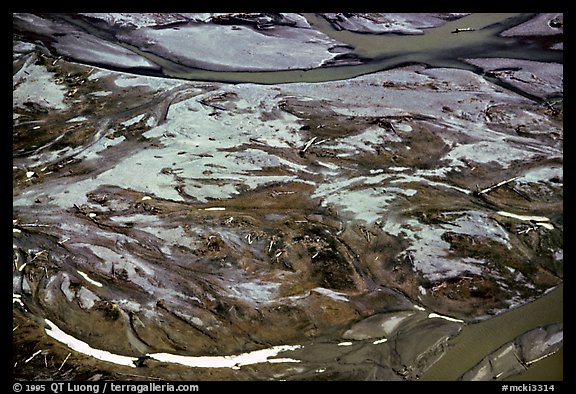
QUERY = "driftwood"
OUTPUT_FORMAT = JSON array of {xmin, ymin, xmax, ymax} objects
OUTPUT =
[
  {"xmin": 58, "ymin": 352, "xmax": 71, "ymax": 371},
  {"xmin": 299, "ymin": 137, "xmax": 317, "ymax": 157},
  {"xmin": 473, "ymin": 176, "xmax": 518, "ymax": 197},
  {"xmin": 451, "ymin": 27, "xmax": 475, "ymax": 34}
]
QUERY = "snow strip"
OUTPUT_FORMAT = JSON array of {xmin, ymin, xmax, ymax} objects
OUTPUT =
[
  {"xmin": 44, "ymin": 319, "xmax": 301, "ymax": 369},
  {"xmin": 496, "ymin": 211, "xmax": 550, "ymax": 223},
  {"xmin": 428, "ymin": 313, "xmax": 464, "ymax": 323},
  {"xmin": 149, "ymin": 345, "xmax": 301, "ymax": 369},
  {"xmin": 45, "ymin": 319, "xmax": 138, "ymax": 367},
  {"xmin": 77, "ymin": 270, "xmax": 103, "ymax": 287}
]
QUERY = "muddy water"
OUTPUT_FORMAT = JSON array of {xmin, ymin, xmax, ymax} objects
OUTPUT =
[
  {"xmin": 59, "ymin": 13, "xmax": 561, "ymax": 85},
  {"xmin": 304, "ymin": 13, "xmax": 527, "ymax": 58},
  {"xmin": 421, "ymin": 284, "xmax": 562, "ymax": 380},
  {"xmin": 168, "ymin": 13, "xmax": 560, "ymax": 84}
]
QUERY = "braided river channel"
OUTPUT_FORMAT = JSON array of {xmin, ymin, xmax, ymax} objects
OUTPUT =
[{"xmin": 13, "ymin": 13, "xmax": 563, "ymax": 382}]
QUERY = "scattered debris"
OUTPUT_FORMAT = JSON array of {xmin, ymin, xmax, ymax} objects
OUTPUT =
[
  {"xmin": 452, "ymin": 27, "xmax": 475, "ymax": 33},
  {"xmin": 496, "ymin": 211, "xmax": 554, "ymax": 234},
  {"xmin": 77, "ymin": 270, "xmax": 103, "ymax": 287},
  {"xmin": 73, "ymin": 204, "xmax": 100, "ymax": 222},
  {"xmin": 30, "ymin": 250, "xmax": 48, "ymax": 263},
  {"xmin": 299, "ymin": 136, "xmax": 317, "ymax": 157},
  {"xmin": 13, "ymin": 223, "xmax": 50, "ymax": 228},
  {"xmin": 25, "ymin": 349, "xmax": 42, "ymax": 364},
  {"xmin": 359, "ymin": 225, "xmax": 375, "ymax": 243},
  {"xmin": 245, "ymin": 233, "xmax": 253, "ymax": 244},
  {"xmin": 58, "ymin": 352, "xmax": 71, "ymax": 371},
  {"xmin": 496, "ymin": 211, "xmax": 551, "ymax": 224},
  {"xmin": 473, "ymin": 177, "xmax": 518, "ymax": 197},
  {"xmin": 270, "ymin": 190, "xmax": 296, "ymax": 197},
  {"xmin": 13, "ymin": 294, "xmax": 25, "ymax": 308},
  {"xmin": 428, "ymin": 312, "xmax": 464, "ymax": 323}
]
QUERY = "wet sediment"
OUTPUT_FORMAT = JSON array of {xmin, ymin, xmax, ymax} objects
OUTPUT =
[{"xmin": 13, "ymin": 13, "xmax": 562, "ymax": 381}]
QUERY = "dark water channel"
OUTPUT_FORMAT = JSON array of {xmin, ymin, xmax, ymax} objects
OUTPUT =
[
  {"xmin": 163, "ymin": 13, "xmax": 561, "ymax": 84},
  {"xmin": 62, "ymin": 13, "xmax": 562, "ymax": 87}
]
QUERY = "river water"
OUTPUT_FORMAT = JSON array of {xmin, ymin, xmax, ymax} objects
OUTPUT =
[
  {"xmin": 60, "ymin": 13, "xmax": 562, "ymax": 85},
  {"xmin": 421, "ymin": 284, "xmax": 563, "ymax": 380}
]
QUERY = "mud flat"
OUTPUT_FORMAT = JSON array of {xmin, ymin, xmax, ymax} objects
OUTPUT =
[
  {"xmin": 13, "ymin": 13, "xmax": 358, "ymax": 73},
  {"xmin": 13, "ymin": 13, "xmax": 562, "ymax": 381}
]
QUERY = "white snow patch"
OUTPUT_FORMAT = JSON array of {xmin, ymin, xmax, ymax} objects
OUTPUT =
[
  {"xmin": 496, "ymin": 211, "xmax": 551, "ymax": 223},
  {"xmin": 13, "ymin": 61, "xmax": 67, "ymax": 111},
  {"xmin": 311, "ymin": 287, "xmax": 349, "ymax": 302},
  {"xmin": 45, "ymin": 319, "xmax": 138, "ymax": 367},
  {"xmin": 148, "ymin": 345, "xmax": 301, "ymax": 369},
  {"xmin": 428, "ymin": 313, "xmax": 464, "ymax": 323},
  {"xmin": 77, "ymin": 270, "xmax": 103, "ymax": 287},
  {"xmin": 45, "ymin": 318, "xmax": 301, "ymax": 369}
]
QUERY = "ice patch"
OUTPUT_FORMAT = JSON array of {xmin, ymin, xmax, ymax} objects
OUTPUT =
[
  {"xmin": 67, "ymin": 116, "xmax": 89, "ymax": 123},
  {"xmin": 13, "ymin": 61, "xmax": 67, "ymax": 111},
  {"xmin": 384, "ymin": 211, "xmax": 510, "ymax": 280},
  {"xmin": 45, "ymin": 319, "xmax": 138, "ymax": 367},
  {"xmin": 121, "ymin": 113, "xmax": 145, "ymax": 127},
  {"xmin": 517, "ymin": 166, "xmax": 562, "ymax": 184},
  {"xmin": 428, "ymin": 313, "xmax": 464, "ymax": 323},
  {"xmin": 227, "ymin": 281, "xmax": 280, "ymax": 304},
  {"xmin": 312, "ymin": 287, "xmax": 349, "ymax": 302},
  {"xmin": 90, "ymin": 91, "xmax": 112, "ymax": 97},
  {"xmin": 149, "ymin": 345, "xmax": 301, "ymax": 369},
  {"xmin": 313, "ymin": 172, "xmax": 416, "ymax": 223},
  {"xmin": 444, "ymin": 141, "xmax": 540, "ymax": 169},
  {"xmin": 77, "ymin": 270, "xmax": 103, "ymax": 287},
  {"xmin": 554, "ymin": 250, "xmax": 563, "ymax": 261},
  {"xmin": 496, "ymin": 211, "xmax": 551, "ymax": 223},
  {"xmin": 132, "ymin": 23, "xmax": 345, "ymax": 71},
  {"xmin": 113, "ymin": 74, "xmax": 182, "ymax": 90},
  {"xmin": 45, "ymin": 318, "xmax": 302, "ymax": 369}
]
